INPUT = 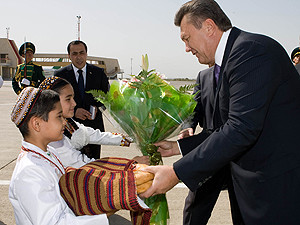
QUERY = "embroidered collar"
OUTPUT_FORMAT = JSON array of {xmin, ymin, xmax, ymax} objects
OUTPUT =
[{"xmin": 21, "ymin": 141, "xmax": 65, "ymax": 175}]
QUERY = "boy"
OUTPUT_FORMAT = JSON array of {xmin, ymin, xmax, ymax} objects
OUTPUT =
[{"xmin": 9, "ymin": 87, "xmax": 108, "ymax": 224}]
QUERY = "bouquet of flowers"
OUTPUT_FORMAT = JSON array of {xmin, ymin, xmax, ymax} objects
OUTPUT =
[{"xmin": 89, "ymin": 55, "xmax": 196, "ymax": 225}]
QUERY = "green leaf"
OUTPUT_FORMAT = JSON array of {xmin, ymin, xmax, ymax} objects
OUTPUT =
[
  {"xmin": 87, "ymin": 89, "xmax": 107, "ymax": 103},
  {"xmin": 178, "ymin": 84, "xmax": 197, "ymax": 94}
]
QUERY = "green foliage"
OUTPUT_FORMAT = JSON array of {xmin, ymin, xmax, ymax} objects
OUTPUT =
[
  {"xmin": 178, "ymin": 84, "xmax": 197, "ymax": 94},
  {"xmin": 87, "ymin": 89, "xmax": 107, "ymax": 103},
  {"xmin": 90, "ymin": 71, "xmax": 196, "ymax": 164},
  {"xmin": 90, "ymin": 55, "xmax": 197, "ymax": 225}
]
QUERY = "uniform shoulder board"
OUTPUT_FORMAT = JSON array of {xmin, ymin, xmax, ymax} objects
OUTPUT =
[
  {"xmin": 32, "ymin": 62, "xmax": 42, "ymax": 67},
  {"xmin": 17, "ymin": 63, "xmax": 25, "ymax": 68}
]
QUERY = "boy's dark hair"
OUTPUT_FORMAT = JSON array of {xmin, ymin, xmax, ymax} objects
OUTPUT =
[
  {"xmin": 67, "ymin": 40, "xmax": 88, "ymax": 54},
  {"xmin": 19, "ymin": 90, "xmax": 60, "ymax": 137}
]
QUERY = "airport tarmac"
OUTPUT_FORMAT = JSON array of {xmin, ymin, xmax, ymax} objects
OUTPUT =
[{"xmin": 0, "ymin": 80, "xmax": 232, "ymax": 225}]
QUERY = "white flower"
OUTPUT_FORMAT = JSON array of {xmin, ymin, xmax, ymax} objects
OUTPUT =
[{"xmin": 141, "ymin": 54, "xmax": 149, "ymax": 71}]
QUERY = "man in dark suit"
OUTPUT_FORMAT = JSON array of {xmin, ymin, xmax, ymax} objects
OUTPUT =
[
  {"xmin": 179, "ymin": 67, "xmax": 216, "ymax": 225},
  {"xmin": 179, "ymin": 66, "xmax": 215, "ymax": 138},
  {"xmin": 180, "ymin": 66, "xmax": 229, "ymax": 225},
  {"xmin": 54, "ymin": 40, "xmax": 109, "ymax": 159},
  {"xmin": 180, "ymin": 66, "xmax": 242, "ymax": 225},
  {"xmin": 141, "ymin": 1, "xmax": 300, "ymax": 224}
]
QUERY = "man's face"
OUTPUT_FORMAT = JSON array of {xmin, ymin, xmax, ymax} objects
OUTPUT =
[
  {"xmin": 68, "ymin": 43, "xmax": 87, "ymax": 69},
  {"xmin": 23, "ymin": 50, "xmax": 34, "ymax": 63},
  {"xmin": 293, "ymin": 55, "xmax": 300, "ymax": 65},
  {"xmin": 180, "ymin": 15, "xmax": 214, "ymax": 65}
]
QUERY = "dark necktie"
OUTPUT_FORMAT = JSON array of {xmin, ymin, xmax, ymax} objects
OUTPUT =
[
  {"xmin": 214, "ymin": 64, "xmax": 221, "ymax": 85},
  {"xmin": 78, "ymin": 69, "xmax": 85, "ymax": 99}
]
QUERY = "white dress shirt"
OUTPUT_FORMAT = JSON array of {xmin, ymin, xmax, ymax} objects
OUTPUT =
[
  {"xmin": 72, "ymin": 64, "xmax": 87, "ymax": 87},
  {"xmin": 215, "ymin": 28, "xmax": 232, "ymax": 67}
]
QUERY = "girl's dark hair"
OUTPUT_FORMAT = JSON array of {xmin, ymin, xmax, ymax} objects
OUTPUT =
[
  {"xmin": 19, "ymin": 90, "xmax": 60, "ymax": 137},
  {"xmin": 50, "ymin": 77, "xmax": 71, "ymax": 94},
  {"xmin": 174, "ymin": 0, "xmax": 232, "ymax": 31}
]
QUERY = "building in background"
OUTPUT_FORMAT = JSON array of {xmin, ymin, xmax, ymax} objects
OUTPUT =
[
  {"xmin": 0, "ymin": 38, "xmax": 121, "ymax": 80},
  {"xmin": 0, "ymin": 38, "xmax": 22, "ymax": 80}
]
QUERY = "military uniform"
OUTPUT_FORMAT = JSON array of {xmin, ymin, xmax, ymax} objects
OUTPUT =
[
  {"xmin": 12, "ymin": 42, "xmax": 45, "ymax": 95},
  {"xmin": 291, "ymin": 47, "xmax": 300, "ymax": 61}
]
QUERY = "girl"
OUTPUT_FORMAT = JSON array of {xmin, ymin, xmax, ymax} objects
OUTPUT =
[{"xmin": 39, "ymin": 76, "xmax": 149, "ymax": 167}]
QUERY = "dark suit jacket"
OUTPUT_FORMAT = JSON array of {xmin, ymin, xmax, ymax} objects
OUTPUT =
[
  {"xmin": 190, "ymin": 66, "xmax": 215, "ymax": 131},
  {"xmin": 176, "ymin": 27, "xmax": 300, "ymax": 224},
  {"xmin": 54, "ymin": 63, "xmax": 109, "ymax": 131},
  {"xmin": 183, "ymin": 66, "xmax": 243, "ymax": 225}
]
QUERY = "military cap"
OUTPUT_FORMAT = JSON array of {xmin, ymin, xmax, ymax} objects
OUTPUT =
[
  {"xmin": 19, "ymin": 42, "xmax": 35, "ymax": 56},
  {"xmin": 291, "ymin": 47, "xmax": 300, "ymax": 61}
]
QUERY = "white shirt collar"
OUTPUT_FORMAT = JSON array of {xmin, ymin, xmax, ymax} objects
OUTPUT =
[
  {"xmin": 215, "ymin": 28, "xmax": 232, "ymax": 67},
  {"xmin": 72, "ymin": 64, "xmax": 87, "ymax": 75},
  {"xmin": 22, "ymin": 140, "xmax": 56, "ymax": 156},
  {"xmin": 22, "ymin": 140, "xmax": 65, "ymax": 172},
  {"xmin": 72, "ymin": 64, "xmax": 87, "ymax": 85},
  {"xmin": 22, "ymin": 140, "xmax": 45, "ymax": 154}
]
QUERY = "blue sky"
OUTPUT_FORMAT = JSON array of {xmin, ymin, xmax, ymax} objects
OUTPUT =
[{"xmin": 1, "ymin": 0, "xmax": 299, "ymax": 79}]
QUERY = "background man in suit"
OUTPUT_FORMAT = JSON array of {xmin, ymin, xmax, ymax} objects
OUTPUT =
[
  {"xmin": 141, "ymin": 0, "xmax": 300, "ymax": 224},
  {"xmin": 180, "ymin": 66, "xmax": 242, "ymax": 225},
  {"xmin": 55, "ymin": 40, "xmax": 109, "ymax": 159},
  {"xmin": 291, "ymin": 47, "xmax": 300, "ymax": 74},
  {"xmin": 179, "ymin": 66, "xmax": 217, "ymax": 225},
  {"xmin": 179, "ymin": 65, "xmax": 215, "ymax": 139}
]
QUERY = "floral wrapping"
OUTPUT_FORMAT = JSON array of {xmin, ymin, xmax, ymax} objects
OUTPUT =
[{"xmin": 89, "ymin": 55, "xmax": 197, "ymax": 225}]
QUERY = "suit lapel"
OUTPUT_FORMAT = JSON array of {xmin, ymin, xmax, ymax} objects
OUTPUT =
[
  {"xmin": 209, "ymin": 66, "xmax": 215, "ymax": 106},
  {"xmin": 67, "ymin": 64, "xmax": 83, "ymax": 106},
  {"xmin": 85, "ymin": 63, "xmax": 93, "ymax": 91}
]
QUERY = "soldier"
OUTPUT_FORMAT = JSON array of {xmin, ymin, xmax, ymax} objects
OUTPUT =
[
  {"xmin": 12, "ymin": 42, "xmax": 45, "ymax": 95},
  {"xmin": 291, "ymin": 47, "xmax": 300, "ymax": 74}
]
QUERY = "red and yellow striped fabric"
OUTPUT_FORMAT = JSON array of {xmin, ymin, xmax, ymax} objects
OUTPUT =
[{"xmin": 59, "ymin": 157, "xmax": 152, "ymax": 225}]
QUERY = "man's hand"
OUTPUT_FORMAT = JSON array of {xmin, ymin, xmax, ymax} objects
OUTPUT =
[
  {"xmin": 178, "ymin": 128, "xmax": 194, "ymax": 139},
  {"xmin": 154, "ymin": 141, "xmax": 180, "ymax": 157},
  {"xmin": 139, "ymin": 165, "xmax": 179, "ymax": 198},
  {"xmin": 75, "ymin": 108, "xmax": 92, "ymax": 120}
]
